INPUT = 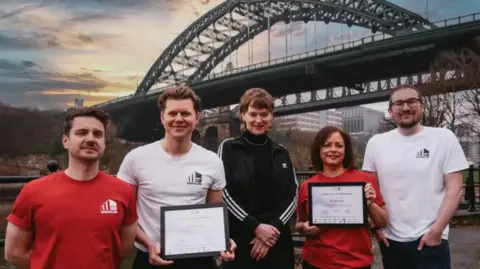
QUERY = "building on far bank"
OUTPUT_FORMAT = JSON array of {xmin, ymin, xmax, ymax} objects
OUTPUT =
[
  {"xmin": 275, "ymin": 110, "xmax": 343, "ymax": 133},
  {"xmin": 456, "ymin": 123, "xmax": 480, "ymax": 165},
  {"xmin": 74, "ymin": 98, "xmax": 84, "ymax": 108},
  {"xmin": 338, "ymin": 106, "xmax": 385, "ymax": 136}
]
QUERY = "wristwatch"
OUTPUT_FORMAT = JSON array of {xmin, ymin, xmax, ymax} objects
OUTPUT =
[{"xmin": 370, "ymin": 227, "xmax": 381, "ymax": 233}]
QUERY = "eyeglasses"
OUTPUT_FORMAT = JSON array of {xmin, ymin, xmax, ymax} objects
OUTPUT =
[{"xmin": 390, "ymin": 98, "xmax": 422, "ymax": 110}]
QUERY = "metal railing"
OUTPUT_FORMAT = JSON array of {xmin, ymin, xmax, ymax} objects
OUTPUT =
[
  {"xmin": 93, "ymin": 12, "xmax": 480, "ymax": 108},
  {"xmin": 1, "ymin": 165, "xmax": 479, "ymax": 248},
  {"xmin": 465, "ymin": 165, "xmax": 480, "ymax": 212}
]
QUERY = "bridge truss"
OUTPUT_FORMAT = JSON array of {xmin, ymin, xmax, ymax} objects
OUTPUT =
[
  {"xmin": 136, "ymin": 0, "xmax": 432, "ymax": 95},
  {"xmin": 271, "ymin": 38, "xmax": 480, "ymax": 115}
]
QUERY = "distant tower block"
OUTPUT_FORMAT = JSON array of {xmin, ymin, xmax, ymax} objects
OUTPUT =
[{"xmin": 74, "ymin": 98, "xmax": 84, "ymax": 108}]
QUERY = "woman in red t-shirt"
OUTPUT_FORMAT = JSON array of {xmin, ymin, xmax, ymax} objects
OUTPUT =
[{"xmin": 295, "ymin": 126, "xmax": 388, "ymax": 269}]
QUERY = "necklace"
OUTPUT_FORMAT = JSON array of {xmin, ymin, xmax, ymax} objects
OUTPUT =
[{"xmin": 243, "ymin": 137, "xmax": 267, "ymax": 146}]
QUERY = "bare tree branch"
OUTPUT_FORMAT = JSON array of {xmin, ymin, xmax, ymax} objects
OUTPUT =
[
  {"xmin": 460, "ymin": 87, "xmax": 480, "ymax": 137},
  {"xmin": 377, "ymin": 117, "xmax": 397, "ymax": 133}
]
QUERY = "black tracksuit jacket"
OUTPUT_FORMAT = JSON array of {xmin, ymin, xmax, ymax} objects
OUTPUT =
[{"xmin": 217, "ymin": 135, "xmax": 298, "ymax": 268}]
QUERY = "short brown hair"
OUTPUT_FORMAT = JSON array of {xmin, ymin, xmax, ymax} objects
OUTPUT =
[
  {"xmin": 157, "ymin": 86, "xmax": 201, "ymax": 112},
  {"xmin": 389, "ymin": 84, "xmax": 423, "ymax": 107},
  {"xmin": 239, "ymin": 88, "xmax": 274, "ymax": 114},
  {"xmin": 64, "ymin": 107, "xmax": 110, "ymax": 135},
  {"xmin": 310, "ymin": 126, "xmax": 355, "ymax": 171}
]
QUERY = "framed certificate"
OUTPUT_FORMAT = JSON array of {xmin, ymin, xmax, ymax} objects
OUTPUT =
[
  {"xmin": 160, "ymin": 203, "xmax": 231, "ymax": 260},
  {"xmin": 307, "ymin": 182, "xmax": 368, "ymax": 227}
]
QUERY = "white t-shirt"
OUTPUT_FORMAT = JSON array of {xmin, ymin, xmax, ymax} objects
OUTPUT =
[
  {"xmin": 117, "ymin": 141, "xmax": 226, "ymax": 252},
  {"xmin": 362, "ymin": 126, "xmax": 468, "ymax": 242}
]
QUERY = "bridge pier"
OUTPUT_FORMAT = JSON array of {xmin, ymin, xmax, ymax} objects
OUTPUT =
[{"xmin": 194, "ymin": 108, "xmax": 241, "ymax": 152}]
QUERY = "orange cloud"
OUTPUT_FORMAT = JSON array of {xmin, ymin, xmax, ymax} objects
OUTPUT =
[{"xmin": 28, "ymin": 88, "xmax": 133, "ymax": 98}]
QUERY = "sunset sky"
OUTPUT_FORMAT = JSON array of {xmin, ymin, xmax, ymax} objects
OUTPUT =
[{"xmin": 1, "ymin": 0, "xmax": 479, "ymax": 111}]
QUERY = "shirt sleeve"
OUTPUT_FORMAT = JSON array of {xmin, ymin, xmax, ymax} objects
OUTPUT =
[
  {"xmin": 217, "ymin": 139, "xmax": 261, "ymax": 235},
  {"xmin": 6, "ymin": 184, "xmax": 34, "ymax": 230},
  {"xmin": 122, "ymin": 183, "xmax": 138, "ymax": 226},
  {"xmin": 117, "ymin": 151, "xmax": 138, "ymax": 186},
  {"xmin": 210, "ymin": 158, "xmax": 226, "ymax": 191},
  {"xmin": 362, "ymin": 136, "xmax": 377, "ymax": 172},
  {"xmin": 269, "ymin": 154, "xmax": 298, "ymax": 231},
  {"xmin": 442, "ymin": 129, "xmax": 469, "ymax": 175}
]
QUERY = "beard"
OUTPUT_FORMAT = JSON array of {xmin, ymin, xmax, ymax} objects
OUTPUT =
[
  {"xmin": 75, "ymin": 146, "xmax": 103, "ymax": 162},
  {"xmin": 397, "ymin": 113, "xmax": 421, "ymax": 128}
]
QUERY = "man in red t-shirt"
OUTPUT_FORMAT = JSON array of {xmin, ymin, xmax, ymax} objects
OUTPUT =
[{"xmin": 4, "ymin": 107, "xmax": 138, "ymax": 269}]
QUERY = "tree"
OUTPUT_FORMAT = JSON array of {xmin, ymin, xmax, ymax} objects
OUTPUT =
[
  {"xmin": 269, "ymin": 118, "xmax": 296, "ymax": 142},
  {"xmin": 421, "ymin": 95, "xmax": 447, "ymax": 128},
  {"xmin": 351, "ymin": 133, "xmax": 373, "ymax": 169},
  {"xmin": 377, "ymin": 117, "xmax": 397, "ymax": 133},
  {"xmin": 0, "ymin": 104, "xmax": 66, "ymax": 158},
  {"xmin": 287, "ymin": 131, "xmax": 316, "ymax": 170},
  {"xmin": 421, "ymin": 86, "xmax": 463, "ymax": 132},
  {"xmin": 269, "ymin": 120, "xmax": 314, "ymax": 170},
  {"xmin": 441, "ymin": 90, "xmax": 462, "ymax": 133},
  {"xmin": 461, "ymin": 88, "xmax": 480, "ymax": 136},
  {"xmin": 99, "ymin": 120, "xmax": 145, "ymax": 174}
]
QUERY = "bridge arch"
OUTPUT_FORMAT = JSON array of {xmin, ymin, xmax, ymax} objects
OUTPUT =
[
  {"xmin": 135, "ymin": 0, "xmax": 432, "ymax": 95},
  {"xmin": 192, "ymin": 129, "xmax": 202, "ymax": 145},
  {"xmin": 204, "ymin": 126, "xmax": 219, "ymax": 152}
]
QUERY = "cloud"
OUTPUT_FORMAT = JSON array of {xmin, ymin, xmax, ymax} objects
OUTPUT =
[
  {"xmin": 0, "ymin": 33, "xmax": 48, "ymax": 49},
  {"xmin": 0, "ymin": 64, "xmax": 133, "ymax": 109},
  {"xmin": 1, "ymin": 0, "xmax": 479, "ymax": 110},
  {"xmin": 0, "ymin": 3, "xmax": 45, "ymax": 20},
  {"xmin": 0, "ymin": 59, "xmax": 132, "ymax": 99},
  {"xmin": 0, "ymin": 59, "xmax": 36, "ymax": 71},
  {"xmin": 21, "ymin": 60, "xmax": 37, "ymax": 68},
  {"xmin": 0, "ymin": 5, "xmax": 111, "ymax": 51},
  {"xmin": 63, "ymin": 12, "xmax": 122, "ymax": 23},
  {"xmin": 271, "ymin": 22, "xmax": 304, "ymax": 38}
]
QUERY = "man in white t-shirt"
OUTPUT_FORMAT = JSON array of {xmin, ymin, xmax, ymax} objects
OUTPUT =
[
  {"xmin": 117, "ymin": 86, "xmax": 236, "ymax": 269},
  {"xmin": 362, "ymin": 84, "xmax": 468, "ymax": 269}
]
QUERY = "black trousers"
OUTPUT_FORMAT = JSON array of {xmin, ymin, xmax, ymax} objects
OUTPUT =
[
  {"xmin": 222, "ymin": 228, "xmax": 295, "ymax": 269},
  {"xmin": 131, "ymin": 249, "xmax": 217, "ymax": 269},
  {"xmin": 379, "ymin": 237, "xmax": 451, "ymax": 269},
  {"xmin": 302, "ymin": 261, "xmax": 371, "ymax": 269}
]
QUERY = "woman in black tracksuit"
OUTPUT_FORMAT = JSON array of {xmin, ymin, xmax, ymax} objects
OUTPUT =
[{"xmin": 217, "ymin": 88, "xmax": 298, "ymax": 269}]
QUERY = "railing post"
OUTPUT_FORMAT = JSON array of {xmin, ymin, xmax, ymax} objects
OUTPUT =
[
  {"xmin": 466, "ymin": 164, "xmax": 477, "ymax": 212},
  {"xmin": 477, "ymin": 165, "xmax": 480, "ymax": 210},
  {"xmin": 47, "ymin": 160, "xmax": 59, "ymax": 174}
]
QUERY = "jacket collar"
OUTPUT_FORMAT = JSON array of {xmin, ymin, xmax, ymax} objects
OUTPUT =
[{"xmin": 229, "ymin": 135, "xmax": 286, "ymax": 153}]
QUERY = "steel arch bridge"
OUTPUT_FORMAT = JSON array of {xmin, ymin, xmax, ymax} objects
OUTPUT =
[{"xmin": 135, "ymin": 0, "xmax": 432, "ymax": 96}]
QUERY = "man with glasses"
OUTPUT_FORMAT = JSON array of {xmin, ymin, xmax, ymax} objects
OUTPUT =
[{"xmin": 362, "ymin": 84, "xmax": 468, "ymax": 269}]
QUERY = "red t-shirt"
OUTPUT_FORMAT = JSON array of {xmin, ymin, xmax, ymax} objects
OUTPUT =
[
  {"xmin": 297, "ymin": 169, "xmax": 385, "ymax": 269},
  {"xmin": 6, "ymin": 171, "xmax": 138, "ymax": 269}
]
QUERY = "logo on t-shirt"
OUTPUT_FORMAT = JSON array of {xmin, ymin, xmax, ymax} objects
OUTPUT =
[
  {"xmin": 416, "ymin": 148, "xmax": 430, "ymax": 158},
  {"xmin": 187, "ymin": 172, "xmax": 203, "ymax": 185},
  {"xmin": 100, "ymin": 199, "xmax": 118, "ymax": 214}
]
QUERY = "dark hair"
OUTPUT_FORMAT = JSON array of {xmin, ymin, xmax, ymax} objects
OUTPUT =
[
  {"xmin": 389, "ymin": 84, "xmax": 423, "ymax": 107},
  {"xmin": 157, "ymin": 85, "xmax": 201, "ymax": 112},
  {"xmin": 63, "ymin": 107, "xmax": 110, "ymax": 135},
  {"xmin": 239, "ymin": 88, "xmax": 274, "ymax": 114},
  {"xmin": 310, "ymin": 126, "xmax": 355, "ymax": 171}
]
